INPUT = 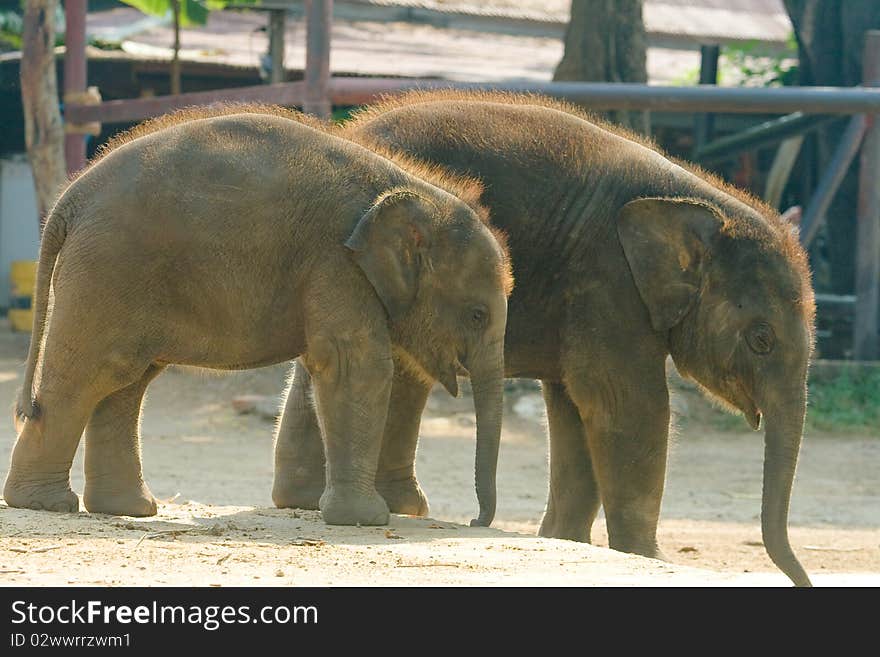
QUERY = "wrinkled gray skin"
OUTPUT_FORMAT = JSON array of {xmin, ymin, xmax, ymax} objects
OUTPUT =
[
  {"xmin": 272, "ymin": 95, "xmax": 816, "ymax": 586},
  {"xmin": 3, "ymin": 113, "xmax": 509, "ymax": 527}
]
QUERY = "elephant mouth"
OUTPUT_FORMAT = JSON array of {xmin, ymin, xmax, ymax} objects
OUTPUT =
[
  {"xmin": 435, "ymin": 354, "xmax": 465, "ymax": 398},
  {"xmin": 738, "ymin": 394, "xmax": 762, "ymax": 430},
  {"xmin": 715, "ymin": 376, "xmax": 761, "ymax": 430}
]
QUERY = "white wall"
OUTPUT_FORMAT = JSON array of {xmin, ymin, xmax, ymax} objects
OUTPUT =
[{"xmin": 0, "ymin": 156, "xmax": 41, "ymax": 310}]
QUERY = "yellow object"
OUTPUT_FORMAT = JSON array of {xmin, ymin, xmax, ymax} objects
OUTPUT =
[{"xmin": 9, "ymin": 260, "xmax": 37, "ymax": 332}]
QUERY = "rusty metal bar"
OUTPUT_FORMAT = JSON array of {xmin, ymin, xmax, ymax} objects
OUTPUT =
[
  {"xmin": 66, "ymin": 78, "xmax": 880, "ymax": 127},
  {"xmin": 695, "ymin": 111, "xmax": 837, "ymax": 164},
  {"xmin": 798, "ymin": 115, "xmax": 868, "ymax": 247},
  {"xmin": 65, "ymin": 82, "xmax": 308, "ymax": 125},
  {"xmin": 303, "ymin": 0, "xmax": 332, "ymax": 118},
  {"xmin": 63, "ymin": 0, "xmax": 87, "ymax": 175},
  {"xmin": 854, "ymin": 30, "xmax": 880, "ymax": 360}
]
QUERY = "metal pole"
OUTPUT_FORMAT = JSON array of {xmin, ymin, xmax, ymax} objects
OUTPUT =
[
  {"xmin": 799, "ymin": 115, "xmax": 868, "ymax": 247},
  {"xmin": 303, "ymin": 0, "xmax": 332, "ymax": 118},
  {"xmin": 854, "ymin": 31, "xmax": 880, "ymax": 360},
  {"xmin": 63, "ymin": 0, "xmax": 87, "ymax": 175},
  {"xmin": 268, "ymin": 9, "xmax": 286, "ymax": 84},
  {"xmin": 695, "ymin": 111, "xmax": 836, "ymax": 164},
  {"xmin": 65, "ymin": 79, "xmax": 880, "ymax": 127},
  {"xmin": 693, "ymin": 44, "xmax": 719, "ymax": 156},
  {"xmin": 324, "ymin": 78, "xmax": 880, "ymax": 115}
]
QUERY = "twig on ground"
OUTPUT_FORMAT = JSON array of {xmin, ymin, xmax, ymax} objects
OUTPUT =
[
  {"xmin": 803, "ymin": 545, "xmax": 863, "ymax": 552},
  {"xmin": 132, "ymin": 527, "xmax": 219, "ymax": 550},
  {"xmin": 396, "ymin": 563, "xmax": 460, "ymax": 568}
]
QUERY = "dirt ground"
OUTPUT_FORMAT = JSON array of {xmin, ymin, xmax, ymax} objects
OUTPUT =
[{"xmin": 0, "ymin": 325, "xmax": 877, "ymax": 586}]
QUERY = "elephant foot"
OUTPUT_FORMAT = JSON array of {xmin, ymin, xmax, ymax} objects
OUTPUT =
[
  {"xmin": 537, "ymin": 513, "xmax": 591, "ymax": 543},
  {"xmin": 3, "ymin": 475, "xmax": 80, "ymax": 513},
  {"xmin": 319, "ymin": 486, "xmax": 389, "ymax": 526},
  {"xmin": 83, "ymin": 481, "xmax": 158, "ymax": 517},
  {"xmin": 272, "ymin": 477, "xmax": 325, "ymax": 510},
  {"xmin": 608, "ymin": 537, "xmax": 665, "ymax": 561},
  {"xmin": 376, "ymin": 476, "xmax": 429, "ymax": 516}
]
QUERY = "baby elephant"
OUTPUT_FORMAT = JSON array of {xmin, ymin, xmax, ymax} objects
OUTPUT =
[{"xmin": 3, "ymin": 111, "xmax": 512, "ymax": 527}]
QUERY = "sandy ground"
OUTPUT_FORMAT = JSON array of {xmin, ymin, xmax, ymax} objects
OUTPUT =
[{"xmin": 0, "ymin": 327, "xmax": 877, "ymax": 587}]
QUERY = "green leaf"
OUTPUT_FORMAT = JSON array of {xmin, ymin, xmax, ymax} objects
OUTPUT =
[
  {"xmin": 119, "ymin": 0, "xmax": 172, "ymax": 20},
  {"xmin": 118, "ymin": 0, "xmax": 232, "ymax": 26},
  {"xmin": 178, "ymin": 0, "xmax": 209, "ymax": 26}
]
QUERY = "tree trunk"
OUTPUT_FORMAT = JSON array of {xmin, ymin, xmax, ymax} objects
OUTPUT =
[
  {"xmin": 554, "ymin": 0, "xmax": 649, "ymax": 133},
  {"xmin": 171, "ymin": 0, "xmax": 181, "ymax": 95},
  {"xmin": 20, "ymin": 0, "xmax": 66, "ymax": 229},
  {"xmin": 784, "ymin": 0, "xmax": 880, "ymax": 294}
]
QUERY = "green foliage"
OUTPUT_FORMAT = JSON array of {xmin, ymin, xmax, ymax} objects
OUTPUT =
[
  {"xmin": 88, "ymin": 37, "xmax": 124, "ymax": 51},
  {"xmin": 673, "ymin": 33, "xmax": 799, "ymax": 88},
  {"xmin": 331, "ymin": 106, "xmax": 358, "ymax": 124},
  {"xmin": 805, "ymin": 368, "xmax": 880, "ymax": 433},
  {"xmin": 673, "ymin": 362, "xmax": 880, "ymax": 436},
  {"xmin": 0, "ymin": 4, "xmax": 64, "ymax": 49},
  {"xmin": 720, "ymin": 39, "xmax": 799, "ymax": 88},
  {"xmin": 120, "ymin": 0, "xmax": 259, "ymax": 27}
]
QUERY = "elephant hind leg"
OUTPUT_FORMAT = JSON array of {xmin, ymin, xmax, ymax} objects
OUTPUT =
[
  {"xmin": 537, "ymin": 381, "xmax": 600, "ymax": 543},
  {"xmin": 3, "ymin": 386, "xmax": 102, "ymax": 514},
  {"xmin": 4, "ymin": 300, "xmax": 157, "ymax": 514},
  {"xmin": 272, "ymin": 359, "xmax": 327, "ymax": 510},
  {"xmin": 2, "ymin": 399, "xmax": 84, "ymax": 512},
  {"xmin": 83, "ymin": 364, "xmax": 165, "ymax": 517}
]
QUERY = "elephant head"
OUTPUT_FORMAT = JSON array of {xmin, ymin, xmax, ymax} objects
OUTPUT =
[
  {"xmin": 346, "ymin": 189, "xmax": 513, "ymax": 527},
  {"xmin": 618, "ymin": 197, "xmax": 815, "ymax": 587}
]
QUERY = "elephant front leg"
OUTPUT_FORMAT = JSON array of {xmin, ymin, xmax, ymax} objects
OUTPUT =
[
  {"xmin": 566, "ymin": 370, "xmax": 670, "ymax": 560},
  {"xmin": 537, "ymin": 381, "xmax": 600, "ymax": 543},
  {"xmin": 375, "ymin": 365, "xmax": 432, "ymax": 516},
  {"xmin": 307, "ymin": 333, "xmax": 393, "ymax": 526},
  {"xmin": 272, "ymin": 359, "xmax": 326, "ymax": 510}
]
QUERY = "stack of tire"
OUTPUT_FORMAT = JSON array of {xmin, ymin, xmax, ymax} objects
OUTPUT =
[{"xmin": 9, "ymin": 260, "xmax": 36, "ymax": 332}]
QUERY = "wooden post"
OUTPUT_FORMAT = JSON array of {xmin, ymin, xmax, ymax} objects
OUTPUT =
[
  {"xmin": 268, "ymin": 9, "xmax": 286, "ymax": 84},
  {"xmin": 693, "ymin": 44, "xmax": 719, "ymax": 156},
  {"xmin": 303, "ymin": 0, "xmax": 331, "ymax": 118},
  {"xmin": 21, "ymin": 0, "xmax": 67, "ymax": 227},
  {"xmin": 63, "ymin": 0, "xmax": 87, "ymax": 176},
  {"xmin": 854, "ymin": 30, "xmax": 880, "ymax": 360}
]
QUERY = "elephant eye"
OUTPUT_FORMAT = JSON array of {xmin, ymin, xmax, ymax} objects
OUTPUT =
[
  {"xmin": 469, "ymin": 306, "xmax": 488, "ymax": 329},
  {"xmin": 746, "ymin": 321, "xmax": 776, "ymax": 355}
]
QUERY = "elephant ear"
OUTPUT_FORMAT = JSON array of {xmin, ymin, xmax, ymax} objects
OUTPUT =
[
  {"xmin": 345, "ymin": 190, "xmax": 434, "ymax": 321},
  {"xmin": 617, "ymin": 198, "xmax": 723, "ymax": 332}
]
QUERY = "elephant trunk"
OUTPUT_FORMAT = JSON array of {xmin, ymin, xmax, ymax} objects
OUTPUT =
[
  {"xmin": 468, "ymin": 344, "xmax": 505, "ymax": 527},
  {"xmin": 760, "ymin": 386, "xmax": 812, "ymax": 587}
]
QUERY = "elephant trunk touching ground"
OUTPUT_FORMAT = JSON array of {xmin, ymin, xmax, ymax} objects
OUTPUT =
[
  {"xmin": 468, "ymin": 341, "xmax": 505, "ymax": 527},
  {"xmin": 761, "ymin": 386, "xmax": 811, "ymax": 587}
]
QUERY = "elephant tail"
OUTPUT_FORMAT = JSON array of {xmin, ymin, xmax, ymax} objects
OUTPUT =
[{"xmin": 15, "ymin": 211, "xmax": 68, "ymax": 431}]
